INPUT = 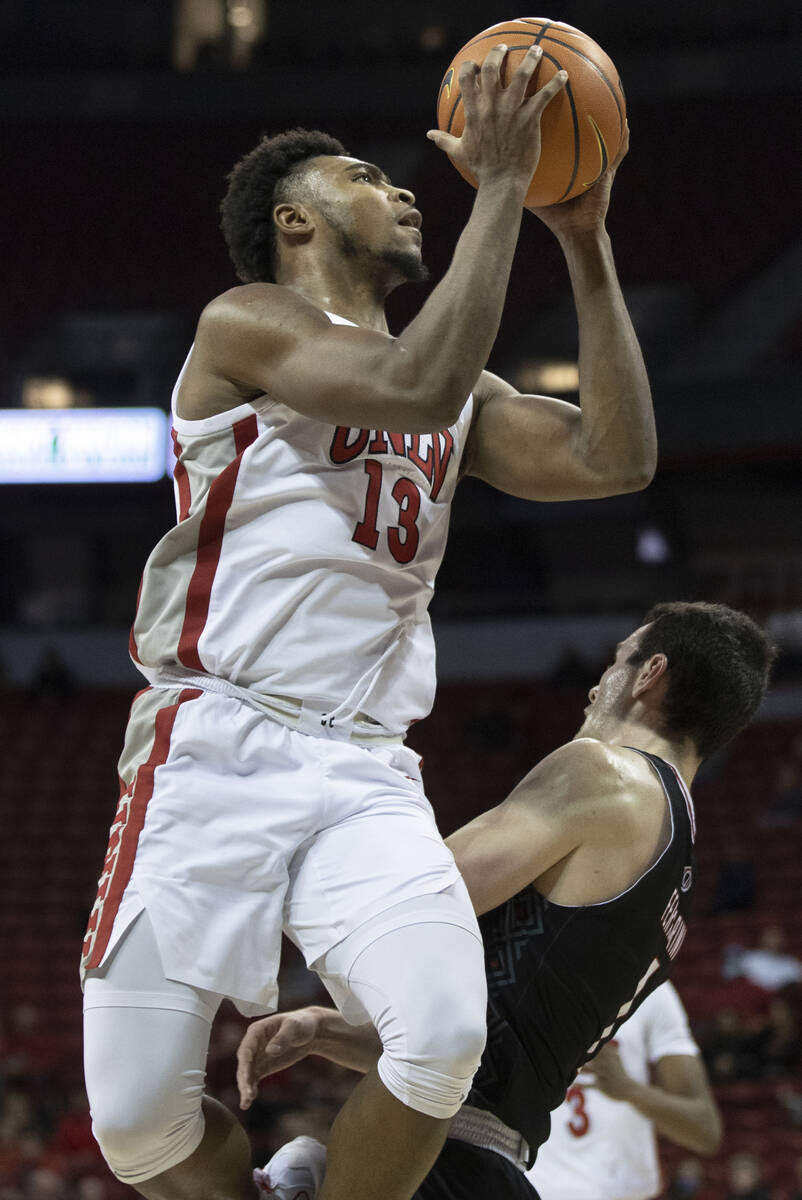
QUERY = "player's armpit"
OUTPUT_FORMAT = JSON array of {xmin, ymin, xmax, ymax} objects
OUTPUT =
[
  {"xmin": 446, "ymin": 739, "xmax": 621, "ymax": 915},
  {"xmin": 185, "ymin": 285, "xmax": 463, "ymax": 432},
  {"xmin": 462, "ymin": 369, "xmax": 653, "ymax": 501}
]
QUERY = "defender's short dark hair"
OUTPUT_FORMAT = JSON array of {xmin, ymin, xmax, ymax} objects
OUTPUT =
[
  {"xmin": 220, "ymin": 128, "xmax": 348, "ymax": 284},
  {"xmin": 628, "ymin": 601, "xmax": 776, "ymax": 759}
]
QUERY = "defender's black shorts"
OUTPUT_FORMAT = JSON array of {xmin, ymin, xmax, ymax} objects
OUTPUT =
[{"xmin": 413, "ymin": 1138, "xmax": 541, "ymax": 1200}]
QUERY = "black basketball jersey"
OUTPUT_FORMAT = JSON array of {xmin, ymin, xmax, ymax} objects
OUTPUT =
[{"xmin": 466, "ymin": 748, "xmax": 696, "ymax": 1167}]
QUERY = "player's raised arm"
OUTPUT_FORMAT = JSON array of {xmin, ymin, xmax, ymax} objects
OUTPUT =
[
  {"xmin": 185, "ymin": 47, "xmax": 569, "ymax": 431},
  {"xmin": 461, "ymin": 126, "xmax": 657, "ymax": 501}
]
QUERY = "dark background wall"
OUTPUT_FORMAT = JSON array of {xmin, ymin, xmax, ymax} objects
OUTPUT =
[{"xmin": 2, "ymin": 0, "xmax": 801, "ymax": 633}]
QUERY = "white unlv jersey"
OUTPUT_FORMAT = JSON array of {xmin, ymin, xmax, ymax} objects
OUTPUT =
[
  {"xmin": 527, "ymin": 982, "xmax": 699, "ymax": 1200},
  {"xmin": 130, "ymin": 313, "xmax": 474, "ymax": 736}
]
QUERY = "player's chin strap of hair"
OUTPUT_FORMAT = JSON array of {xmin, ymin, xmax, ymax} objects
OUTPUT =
[{"xmin": 448, "ymin": 1104, "xmax": 531, "ymax": 1173}]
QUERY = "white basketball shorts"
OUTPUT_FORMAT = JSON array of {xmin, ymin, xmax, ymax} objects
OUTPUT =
[{"xmin": 81, "ymin": 686, "xmax": 463, "ymax": 1015}]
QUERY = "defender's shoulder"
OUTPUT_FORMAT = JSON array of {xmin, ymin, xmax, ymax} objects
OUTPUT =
[
  {"xmin": 515, "ymin": 739, "xmax": 660, "ymax": 838},
  {"xmin": 540, "ymin": 737, "xmax": 627, "ymax": 784},
  {"xmin": 510, "ymin": 739, "xmax": 625, "ymax": 819}
]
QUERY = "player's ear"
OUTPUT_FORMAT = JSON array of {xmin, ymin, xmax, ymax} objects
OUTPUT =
[
  {"xmin": 632, "ymin": 653, "xmax": 667, "ymax": 700},
  {"xmin": 273, "ymin": 203, "xmax": 315, "ymax": 241}
]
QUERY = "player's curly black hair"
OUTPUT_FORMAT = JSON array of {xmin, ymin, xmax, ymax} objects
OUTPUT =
[
  {"xmin": 220, "ymin": 128, "xmax": 348, "ymax": 284},
  {"xmin": 628, "ymin": 601, "xmax": 776, "ymax": 759}
]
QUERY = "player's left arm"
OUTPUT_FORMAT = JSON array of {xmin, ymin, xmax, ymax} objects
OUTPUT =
[
  {"xmin": 445, "ymin": 739, "xmax": 627, "ymax": 915},
  {"xmin": 461, "ymin": 126, "xmax": 657, "ymax": 502},
  {"xmin": 589, "ymin": 1044, "xmax": 723, "ymax": 1155}
]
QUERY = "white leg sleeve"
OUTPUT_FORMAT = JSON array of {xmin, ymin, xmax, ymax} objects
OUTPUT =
[
  {"xmin": 83, "ymin": 911, "xmax": 223, "ymax": 1184},
  {"xmin": 314, "ymin": 881, "xmax": 488, "ymax": 1119}
]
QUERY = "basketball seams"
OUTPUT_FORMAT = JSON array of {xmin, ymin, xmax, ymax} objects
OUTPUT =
[
  {"xmin": 462, "ymin": 20, "xmax": 594, "ymax": 52},
  {"xmin": 586, "ymin": 115, "xmax": 609, "ymax": 186},
  {"xmin": 441, "ymin": 31, "xmax": 623, "ymax": 136},
  {"xmin": 443, "ymin": 46, "xmax": 582, "ymax": 200},
  {"xmin": 537, "ymin": 35, "xmax": 624, "ymax": 133},
  {"xmin": 437, "ymin": 20, "xmax": 625, "ymax": 206},
  {"xmin": 556, "ymin": 78, "xmax": 581, "ymax": 203},
  {"xmin": 445, "ymin": 90, "xmax": 461, "ymax": 135},
  {"xmin": 462, "ymin": 26, "xmax": 549, "ymax": 51}
]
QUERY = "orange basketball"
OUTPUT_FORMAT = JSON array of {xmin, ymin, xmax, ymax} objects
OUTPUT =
[{"xmin": 436, "ymin": 17, "xmax": 626, "ymax": 207}]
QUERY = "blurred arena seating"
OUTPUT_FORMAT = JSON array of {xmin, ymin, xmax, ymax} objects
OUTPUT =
[{"xmin": 1, "ymin": 683, "xmax": 800, "ymax": 1197}]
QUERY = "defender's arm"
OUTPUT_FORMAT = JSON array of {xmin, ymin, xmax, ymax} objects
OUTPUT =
[
  {"xmin": 237, "ymin": 1006, "xmax": 381, "ymax": 1109},
  {"xmin": 445, "ymin": 739, "xmax": 624, "ymax": 915}
]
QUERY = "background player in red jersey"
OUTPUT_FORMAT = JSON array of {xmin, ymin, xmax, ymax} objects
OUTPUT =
[
  {"xmin": 529, "ymin": 981, "xmax": 722, "ymax": 1200},
  {"xmin": 237, "ymin": 603, "xmax": 773, "ymax": 1200},
  {"xmin": 82, "ymin": 44, "xmax": 656, "ymax": 1200}
]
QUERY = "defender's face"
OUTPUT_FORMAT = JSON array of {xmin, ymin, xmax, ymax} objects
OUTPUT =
[
  {"xmin": 577, "ymin": 624, "xmax": 651, "ymax": 737},
  {"xmin": 306, "ymin": 155, "xmax": 423, "ymax": 268}
]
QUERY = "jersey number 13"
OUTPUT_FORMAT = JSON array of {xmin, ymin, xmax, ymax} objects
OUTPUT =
[{"xmin": 352, "ymin": 459, "xmax": 422, "ymax": 565}]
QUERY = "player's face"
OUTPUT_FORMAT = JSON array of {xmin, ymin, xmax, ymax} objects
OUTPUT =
[
  {"xmin": 576, "ymin": 624, "xmax": 651, "ymax": 738},
  {"xmin": 307, "ymin": 155, "xmax": 427, "ymax": 283}
]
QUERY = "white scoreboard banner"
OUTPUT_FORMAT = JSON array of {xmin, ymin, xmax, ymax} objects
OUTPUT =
[{"xmin": 0, "ymin": 408, "xmax": 170, "ymax": 483}]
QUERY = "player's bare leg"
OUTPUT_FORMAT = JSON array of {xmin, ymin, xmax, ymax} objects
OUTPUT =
[
  {"xmin": 134, "ymin": 1097, "xmax": 257, "ymax": 1200},
  {"xmin": 317, "ymin": 1067, "xmax": 449, "ymax": 1200}
]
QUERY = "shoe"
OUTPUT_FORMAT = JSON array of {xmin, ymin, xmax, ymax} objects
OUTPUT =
[{"xmin": 253, "ymin": 1135, "xmax": 327, "ymax": 1200}]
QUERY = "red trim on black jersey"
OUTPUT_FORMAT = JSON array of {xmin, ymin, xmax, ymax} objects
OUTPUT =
[
  {"xmin": 177, "ymin": 413, "xmax": 259, "ymax": 672},
  {"xmin": 82, "ymin": 687, "xmax": 203, "ymax": 971}
]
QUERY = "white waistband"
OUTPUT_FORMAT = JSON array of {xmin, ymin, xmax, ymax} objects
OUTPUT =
[
  {"xmin": 137, "ymin": 666, "xmax": 404, "ymax": 746},
  {"xmin": 448, "ymin": 1104, "xmax": 530, "ymax": 1173}
]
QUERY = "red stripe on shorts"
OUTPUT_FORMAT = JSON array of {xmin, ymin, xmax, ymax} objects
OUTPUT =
[
  {"xmin": 172, "ymin": 428, "xmax": 192, "ymax": 522},
  {"xmin": 82, "ymin": 687, "xmax": 203, "ymax": 971},
  {"xmin": 176, "ymin": 413, "xmax": 259, "ymax": 672}
]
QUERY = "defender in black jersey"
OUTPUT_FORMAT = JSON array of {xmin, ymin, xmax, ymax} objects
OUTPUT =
[{"xmin": 236, "ymin": 602, "xmax": 774, "ymax": 1200}]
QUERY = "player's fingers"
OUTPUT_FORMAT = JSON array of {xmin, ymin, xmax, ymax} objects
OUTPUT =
[
  {"xmin": 457, "ymin": 59, "xmax": 480, "ymax": 117},
  {"xmin": 505, "ymin": 44, "xmax": 543, "ymax": 103},
  {"xmin": 479, "ymin": 43, "xmax": 508, "ymax": 90},
  {"xmin": 236, "ymin": 1033, "xmax": 255, "ymax": 1067},
  {"xmin": 236, "ymin": 1043, "xmax": 256, "ymax": 1108},
  {"xmin": 426, "ymin": 129, "xmax": 460, "ymax": 156},
  {"xmin": 525, "ymin": 68, "xmax": 568, "ymax": 114}
]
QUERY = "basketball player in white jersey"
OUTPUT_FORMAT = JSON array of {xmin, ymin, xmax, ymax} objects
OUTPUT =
[
  {"xmin": 528, "ymin": 982, "xmax": 722, "ymax": 1200},
  {"xmin": 237, "ymin": 602, "xmax": 770, "ymax": 1200},
  {"xmin": 81, "ymin": 44, "xmax": 657, "ymax": 1200}
]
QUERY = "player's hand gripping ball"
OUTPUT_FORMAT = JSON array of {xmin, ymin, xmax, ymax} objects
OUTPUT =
[{"xmin": 436, "ymin": 17, "xmax": 626, "ymax": 207}]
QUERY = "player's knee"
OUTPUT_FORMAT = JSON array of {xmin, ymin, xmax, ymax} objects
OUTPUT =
[
  {"xmin": 412, "ymin": 978, "xmax": 488, "ymax": 1076},
  {"xmin": 90, "ymin": 1091, "xmax": 204, "ymax": 1183},
  {"xmin": 378, "ymin": 976, "xmax": 487, "ymax": 1119}
]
